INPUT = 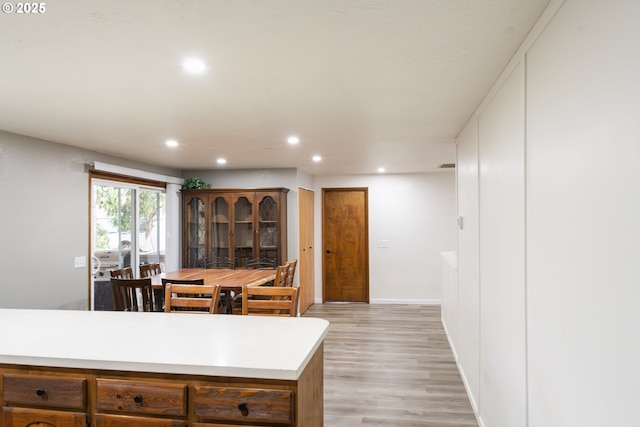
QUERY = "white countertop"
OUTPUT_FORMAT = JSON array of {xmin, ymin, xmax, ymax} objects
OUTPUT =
[{"xmin": 0, "ymin": 309, "xmax": 329, "ymax": 381}]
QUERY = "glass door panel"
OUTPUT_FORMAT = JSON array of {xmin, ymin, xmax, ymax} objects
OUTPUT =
[
  {"xmin": 234, "ymin": 196, "xmax": 253, "ymax": 267},
  {"xmin": 258, "ymin": 195, "xmax": 278, "ymax": 262},
  {"xmin": 91, "ymin": 180, "xmax": 167, "ymax": 310},
  {"xmin": 185, "ymin": 196, "xmax": 206, "ymax": 267},
  {"xmin": 211, "ymin": 196, "xmax": 230, "ymax": 260},
  {"xmin": 92, "ymin": 184, "xmax": 134, "ymax": 311},
  {"xmin": 139, "ymin": 190, "xmax": 166, "ymax": 266}
]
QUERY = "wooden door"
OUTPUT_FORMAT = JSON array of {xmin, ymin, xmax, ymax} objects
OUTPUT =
[
  {"xmin": 322, "ymin": 188, "xmax": 369, "ymax": 302},
  {"xmin": 298, "ymin": 188, "xmax": 314, "ymax": 313}
]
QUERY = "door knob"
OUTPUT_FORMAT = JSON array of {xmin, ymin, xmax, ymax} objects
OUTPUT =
[{"xmin": 326, "ymin": 249, "xmax": 332, "ymax": 254}]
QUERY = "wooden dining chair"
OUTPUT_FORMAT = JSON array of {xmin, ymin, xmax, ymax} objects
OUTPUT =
[
  {"xmin": 245, "ymin": 257, "xmax": 276, "ymax": 270},
  {"xmin": 140, "ymin": 262, "xmax": 163, "ymax": 278},
  {"xmin": 231, "ymin": 263, "xmax": 288, "ymax": 314},
  {"xmin": 164, "ymin": 284, "xmax": 221, "ymax": 314},
  {"xmin": 241, "ymin": 285, "xmax": 299, "ymax": 317},
  {"xmin": 159, "ymin": 278, "xmax": 205, "ymax": 311},
  {"xmin": 110, "ymin": 266, "xmax": 134, "ymax": 280},
  {"xmin": 204, "ymin": 257, "xmax": 236, "ymax": 269},
  {"xmin": 283, "ymin": 259, "xmax": 298, "ymax": 287},
  {"xmin": 111, "ymin": 278, "xmax": 154, "ymax": 312}
]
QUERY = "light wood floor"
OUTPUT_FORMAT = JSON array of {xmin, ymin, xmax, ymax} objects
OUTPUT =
[{"xmin": 303, "ymin": 303, "xmax": 478, "ymax": 427}]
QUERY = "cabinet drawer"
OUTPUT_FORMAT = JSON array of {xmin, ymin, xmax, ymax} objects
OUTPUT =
[
  {"xmin": 194, "ymin": 386, "xmax": 293, "ymax": 424},
  {"xmin": 193, "ymin": 424, "xmax": 270, "ymax": 427},
  {"xmin": 3, "ymin": 406, "xmax": 86, "ymax": 426},
  {"xmin": 95, "ymin": 413, "xmax": 186, "ymax": 426},
  {"xmin": 96, "ymin": 378, "xmax": 187, "ymax": 416},
  {"xmin": 2, "ymin": 373, "xmax": 87, "ymax": 409}
]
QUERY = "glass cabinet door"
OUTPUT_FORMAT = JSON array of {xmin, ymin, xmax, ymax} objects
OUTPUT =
[
  {"xmin": 185, "ymin": 195, "xmax": 206, "ymax": 268},
  {"xmin": 258, "ymin": 195, "xmax": 278, "ymax": 263},
  {"xmin": 233, "ymin": 195, "xmax": 254, "ymax": 267},
  {"xmin": 210, "ymin": 196, "xmax": 230, "ymax": 260}
]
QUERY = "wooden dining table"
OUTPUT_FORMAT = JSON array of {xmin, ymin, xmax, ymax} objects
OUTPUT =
[{"xmin": 150, "ymin": 268, "xmax": 277, "ymax": 313}]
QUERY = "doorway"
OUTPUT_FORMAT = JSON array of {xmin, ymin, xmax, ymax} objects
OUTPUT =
[
  {"xmin": 90, "ymin": 177, "xmax": 166, "ymax": 310},
  {"xmin": 322, "ymin": 188, "xmax": 369, "ymax": 302}
]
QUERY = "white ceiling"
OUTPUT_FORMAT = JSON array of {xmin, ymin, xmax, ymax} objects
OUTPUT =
[{"xmin": 0, "ymin": 0, "xmax": 549, "ymax": 175}]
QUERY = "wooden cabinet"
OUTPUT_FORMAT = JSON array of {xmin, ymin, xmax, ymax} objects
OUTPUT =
[
  {"xmin": 183, "ymin": 188, "xmax": 288, "ymax": 268},
  {"xmin": 2, "ymin": 373, "xmax": 88, "ymax": 427},
  {"xmin": 193, "ymin": 386, "xmax": 293, "ymax": 424},
  {"xmin": 94, "ymin": 413, "xmax": 186, "ymax": 426},
  {"xmin": 0, "ymin": 344, "xmax": 323, "ymax": 426},
  {"xmin": 298, "ymin": 188, "xmax": 315, "ymax": 313},
  {"xmin": 95, "ymin": 378, "xmax": 187, "ymax": 416},
  {"xmin": 3, "ymin": 407, "xmax": 87, "ymax": 427}
]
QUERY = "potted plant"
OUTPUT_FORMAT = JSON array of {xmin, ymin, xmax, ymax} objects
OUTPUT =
[{"xmin": 182, "ymin": 177, "xmax": 211, "ymax": 190}]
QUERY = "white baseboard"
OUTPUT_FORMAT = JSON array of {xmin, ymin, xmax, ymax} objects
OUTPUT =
[
  {"xmin": 443, "ymin": 315, "xmax": 482, "ymax": 427},
  {"xmin": 371, "ymin": 298, "xmax": 441, "ymax": 305},
  {"xmin": 313, "ymin": 298, "xmax": 441, "ymax": 305}
]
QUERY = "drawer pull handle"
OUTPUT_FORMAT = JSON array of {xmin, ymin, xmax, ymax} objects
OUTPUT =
[
  {"xmin": 238, "ymin": 402, "xmax": 249, "ymax": 416},
  {"xmin": 133, "ymin": 395, "xmax": 143, "ymax": 404},
  {"xmin": 35, "ymin": 388, "xmax": 46, "ymax": 397}
]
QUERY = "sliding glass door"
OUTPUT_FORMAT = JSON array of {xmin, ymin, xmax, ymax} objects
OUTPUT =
[{"xmin": 91, "ymin": 179, "xmax": 166, "ymax": 310}]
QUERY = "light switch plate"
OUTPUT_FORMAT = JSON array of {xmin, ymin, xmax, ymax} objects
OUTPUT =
[
  {"xmin": 74, "ymin": 256, "xmax": 86, "ymax": 268},
  {"xmin": 377, "ymin": 240, "xmax": 389, "ymax": 248}
]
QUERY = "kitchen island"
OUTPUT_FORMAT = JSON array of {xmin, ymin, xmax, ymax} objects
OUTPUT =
[{"xmin": 0, "ymin": 308, "xmax": 329, "ymax": 426}]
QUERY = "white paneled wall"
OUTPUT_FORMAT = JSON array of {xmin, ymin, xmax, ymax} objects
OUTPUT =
[
  {"xmin": 478, "ymin": 61, "xmax": 526, "ymax": 427},
  {"xmin": 455, "ymin": 119, "xmax": 480, "ymax": 412},
  {"xmin": 526, "ymin": 1, "xmax": 640, "ymax": 425},
  {"xmin": 447, "ymin": 0, "xmax": 640, "ymax": 426},
  {"xmin": 441, "ymin": 252, "xmax": 458, "ymax": 355}
]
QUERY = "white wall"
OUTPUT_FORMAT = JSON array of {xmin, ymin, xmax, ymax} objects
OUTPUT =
[
  {"xmin": 526, "ymin": 0, "xmax": 640, "ymax": 425},
  {"xmin": 455, "ymin": 119, "xmax": 480, "ymax": 412},
  {"xmin": 0, "ymin": 131, "xmax": 181, "ymax": 310},
  {"xmin": 314, "ymin": 173, "xmax": 456, "ymax": 303},
  {"xmin": 449, "ymin": 0, "xmax": 640, "ymax": 426},
  {"xmin": 478, "ymin": 60, "xmax": 526, "ymax": 427}
]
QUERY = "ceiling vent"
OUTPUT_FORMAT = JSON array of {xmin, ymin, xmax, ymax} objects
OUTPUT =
[{"xmin": 438, "ymin": 163, "xmax": 456, "ymax": 169}]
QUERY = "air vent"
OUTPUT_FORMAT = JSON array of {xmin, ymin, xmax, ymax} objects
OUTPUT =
[{"xmin": 439, "ymin": 163, "xmax": 456, "ymax": 169}]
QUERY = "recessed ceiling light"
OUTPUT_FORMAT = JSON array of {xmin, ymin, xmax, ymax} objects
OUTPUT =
[
  {"xmin": 165, "ymin": 139, "xmax": 178, "ymax": 148},
  {"xmin": 287, "ymin": 136, "xmax": 300, "ymax": 145},
  {"xmin": 183, "ymin": 58, "xmax": 206, "ymax": 74},
  {"xmin": 377, "ymin": 167, "xmax": 386, "ymax": 173},
  {"xmin": 312, "ymin": 155, "xmax": 322, "ymax": 162},
  {"xmin": 217, "ymin": 158, "xmax": 227, "ymax": 165}
]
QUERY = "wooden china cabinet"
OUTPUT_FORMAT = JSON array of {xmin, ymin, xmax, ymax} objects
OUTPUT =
[{"xmin": 182, "ymin": 188, "xmax": 288, "ymax": 268}]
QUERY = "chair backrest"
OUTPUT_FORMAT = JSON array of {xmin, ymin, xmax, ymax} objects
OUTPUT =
[
  {"xmin": 160, "ymin": 278, "xmax": 205, "ymax": 311},
  {"xmin": 161, "ymin": 278, "xmax": 205, "ymax": 287},
  {"xmin": 110, "ymin": 266, "xmax": 134, "ymax": 279},
  {"xmin": 205, "ymin": 257, "xmax": 236, "ymax": 269},
  {"xmin": 245, "ymin": 257, "xmax": 276, "ymax": 270},
  {"xmin": 284, "ymin": 259, "xmax": 298, "ymax": 287},
  {"xmin": 111, "ymin": 278, "xmax": 153, "ymax": 312},
  {"xmin": 164, "ymin": 284, "xmax": 221, "ymax": 314},
  {"xmin": 272, "ymin": 263, "xmax": 288, "ymax": 287},
  {"xmin": 140, "ymin": 262, "xmax": 163, "ymax": 278},
  {"xmin": 242, "ymin": 285, "xmax": 299, "ymax": 317}
]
